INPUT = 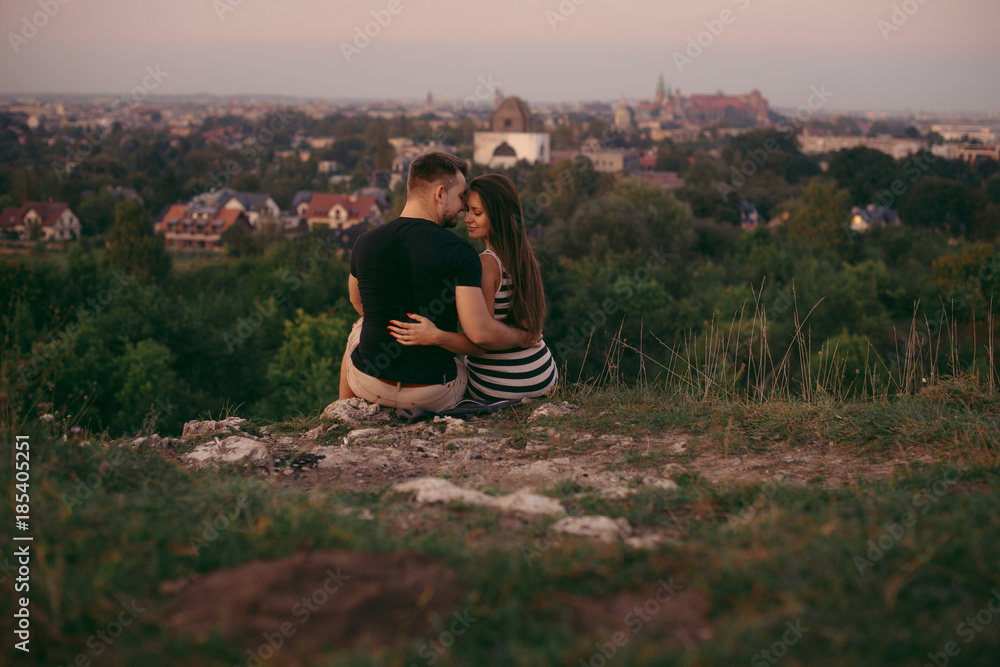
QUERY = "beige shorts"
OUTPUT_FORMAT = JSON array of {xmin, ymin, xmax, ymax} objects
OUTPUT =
[{"xmin": 343, "ymin": 318, "xmax": 468, "ymax": 412}]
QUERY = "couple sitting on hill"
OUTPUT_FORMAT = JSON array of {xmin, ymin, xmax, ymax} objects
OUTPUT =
[{"xmin": 339, "ymin": 151, "xmax": 558, "ymax": 414}]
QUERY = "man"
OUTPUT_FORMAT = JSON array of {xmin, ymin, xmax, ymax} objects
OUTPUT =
[{"xmin": 339, "ymin": 151, "xmax": 537, "ymax": 412}]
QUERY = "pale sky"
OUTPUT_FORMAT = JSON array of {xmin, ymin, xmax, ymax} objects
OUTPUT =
[{"xmin": 1, "ymin": 0, "xmax": 998, "ymax": 112}]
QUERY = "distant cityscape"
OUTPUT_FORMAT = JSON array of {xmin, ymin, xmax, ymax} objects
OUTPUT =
[{"xmin": 1, "ymin": 77, "xmax": 998, "ymax": 250}]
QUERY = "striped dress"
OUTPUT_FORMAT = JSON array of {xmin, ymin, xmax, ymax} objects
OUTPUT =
[{"xmin": 465, "ymin": 249, "xmax": 558, "ymax": 401}]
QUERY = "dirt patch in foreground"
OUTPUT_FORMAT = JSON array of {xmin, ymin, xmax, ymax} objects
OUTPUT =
[{"xmin": 165, "ymin": 550, "xmax": 464, "ymax": 663}]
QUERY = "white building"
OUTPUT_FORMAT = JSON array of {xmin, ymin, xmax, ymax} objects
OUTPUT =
[{"xmin": 473, "ymin": 96, "xmax": 550, "ymax": 168}]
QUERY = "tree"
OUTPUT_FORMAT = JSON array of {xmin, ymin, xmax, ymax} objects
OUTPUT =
[
  {"xmin": 728, "ymin": 128, "xmax": 799, "ymax": 156},
  {"xmin": 544, "ymin": 195, "xmax": 651, "ymax": 261},
  {"xmin": 898, "ymin": 177, "xmax": 986, "ymax": 235},
  {"xmin": 106, "ymin": 199, "xmax": 171, "ymax": 281},
  {"xmin": 220, "ymin": 221, "xmax": 258, "ymax": 257},
  {"xmin": 787, "ymin": 179, "xmax": 851, "ymax": 254},
  {"xmin": 111, "ymin": 339, "xmax": 188, "ymax": 434},
  {"xmin": 75, "ymin": 190, "xmax": 117, "ymax": 236},
  {"xmin": 615, "ymin": 177, "xmax": 695, "ymax": 256},
  {"xmin": 256, "ymin": 309, "xmax": 352, "ymax": 419},
  {"xmin": 827, "ymin": 147, "xmax": 900, "ymax": 206}
]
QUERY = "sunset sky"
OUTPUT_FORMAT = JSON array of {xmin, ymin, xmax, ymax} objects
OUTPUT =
[{"xmin": 1, "ymin": 0, "xmax": 998, "ymax": 112}]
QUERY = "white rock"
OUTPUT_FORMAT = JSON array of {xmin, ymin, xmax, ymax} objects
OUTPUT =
[
  {"xmin": 314, "ymin": 446, "xmax": 365, "ymax": 467},
  {"xmin": 181, "ymin": 416, "xmax": 246, "ymax": 440},
  {"xmin": 445, "ymin": 437, "xmax": 487, "ymax": 447},
  {"xmin": 304, "ymin": 426, "xmax": 324, "ymax": 442},
  {"xmin": 625, "ymin": 534, "xmax": 669, "ymax": 550},
  {"xmin": 527, "ymin": 402, "xmax": 576, "ymax": 423},
  {"xmin": 599, "ymin": 486, "xmax": 635, "ymax": 500},
  {"xmin": 433, "ymin": 416, "xmax": 471, "ymax": 436},
  {"xmin": 552, "ymin": 515, "xmax": 633, "ymax": 542},
  {"xmin": 491, "ymin": 489, "xmax": 566, "ymax": 516},
  {"xmin": 322, "ymin": 397, "xmax": 388, "ymax": 426},
  {"xmin": 393, "ymin": 478, "xmax": 565, "ymax": 516},
  {"xmin": 347, "ymin": 427, "xmax": 383, "ymax": 442},
  {"xmin": 643, "ymin": 476, "xmax": 680, "ymax": 491},
  {"xmin": 670, "ymin": 441, "xmax": 688, "ymax": 454},
  {"xmin": 184, "ymin": 436, "xmax": 270, "ymax": 468}
]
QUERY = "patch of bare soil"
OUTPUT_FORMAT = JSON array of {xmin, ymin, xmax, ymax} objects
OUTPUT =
[
  {"xmin": 554, "ymin": 584, "xmax": 713, "ymax": 652},
  {"xmin": 269, "ymin": 416, "xmax": 920, "ymax": 497},
  {"xmin": 165, "ymin": 550, "xmax": 464, "ymax": 663}
]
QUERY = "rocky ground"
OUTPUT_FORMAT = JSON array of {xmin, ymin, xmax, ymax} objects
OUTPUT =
[
  {"xmin": 134, "ymin": 396, "xmax": 927, "ymax": 549},
  {"xmin": 117, "ymin": 397, "xmax": 980, "ymax": 664}
]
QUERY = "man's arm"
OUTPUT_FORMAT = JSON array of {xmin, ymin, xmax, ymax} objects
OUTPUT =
[
  {"xmin": 348, "ymin": 274, "xmax": 363, "ymax": 317},
  {"xmin": 456, "ymin": 285, "xmax": 538, "ymax": 350}
]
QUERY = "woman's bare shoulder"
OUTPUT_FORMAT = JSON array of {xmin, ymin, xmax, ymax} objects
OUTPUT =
[{"xmin": 479, "ymin": 252, "xmax": 501, "ymax": 289}]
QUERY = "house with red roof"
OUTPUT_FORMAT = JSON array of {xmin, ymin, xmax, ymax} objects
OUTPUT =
[
  {"xmin": 155, "ymin": 202, "xmax": 251, "ymax": 251},
  {"xmin": 301, "ymin": 192, "xmax": 385, "ymax": 232},
  {"xmin": 0, "ymin": 202, "xmax": 81, "ymax": 241}
]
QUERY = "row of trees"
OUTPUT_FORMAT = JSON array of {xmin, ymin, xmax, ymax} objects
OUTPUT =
[{"xmin": 4, "ymin": 109, "xmax": 1000, "ymax": 435}]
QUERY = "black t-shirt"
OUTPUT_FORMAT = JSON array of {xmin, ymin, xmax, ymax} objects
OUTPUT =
[{"xmin": 350, "ymin": 217, "xmax": 482, "ymax": 383}]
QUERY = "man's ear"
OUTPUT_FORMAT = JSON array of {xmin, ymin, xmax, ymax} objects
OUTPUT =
[{"xmin": 432, "ymin": 183, "xmax": 446, "ymax": 205}]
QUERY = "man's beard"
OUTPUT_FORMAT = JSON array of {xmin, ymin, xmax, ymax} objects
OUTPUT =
[{"xmin": 441, "ymin": 208, "xmax": 463, "ymax": 229}]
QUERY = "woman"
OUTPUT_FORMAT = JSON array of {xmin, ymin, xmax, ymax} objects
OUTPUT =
[{"xmin": 388, "ymin": 173, "xmax": 558, "ymax": 401}]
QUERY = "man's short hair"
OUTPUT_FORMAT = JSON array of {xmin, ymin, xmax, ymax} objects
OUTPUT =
[{"xmin": 407, "ymin": 151, "xmax": 469, "ymax": 193}]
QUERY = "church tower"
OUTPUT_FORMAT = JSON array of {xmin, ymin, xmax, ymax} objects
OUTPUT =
[{"xmin": 655, "ymin": 74, "xmax": 666, "ymax": 106}]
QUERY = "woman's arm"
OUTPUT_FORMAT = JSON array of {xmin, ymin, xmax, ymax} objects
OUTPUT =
[
  {"xmin": 388, "ymin": 253, "xmax": 503, "ymax": 355},
  {"xmin": 388, "ymin": 314, "xmax": 485, "ymax": 355},
  {"xmin": 479, "ymin": 253, "xmax": 500, "ymax": 317}
]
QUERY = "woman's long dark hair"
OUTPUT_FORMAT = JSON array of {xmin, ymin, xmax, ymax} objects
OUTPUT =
[{"xmin": 467, "ymin": 173, "xmax": 546, "ymax": 336}]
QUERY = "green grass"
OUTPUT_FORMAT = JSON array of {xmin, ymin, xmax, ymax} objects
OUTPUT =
[
  {"xmin": 3, "ymin": 407, "xmax": 998, "ymax": 666},
  {"xmin": 537, "ymin": 380, "xmax": 1000, "ymax": 465}
]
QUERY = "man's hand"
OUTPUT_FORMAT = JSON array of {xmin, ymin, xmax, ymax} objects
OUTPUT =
[{"xmin": 521, "ymin": 329, "xmax": 544, "ymax": 349}]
